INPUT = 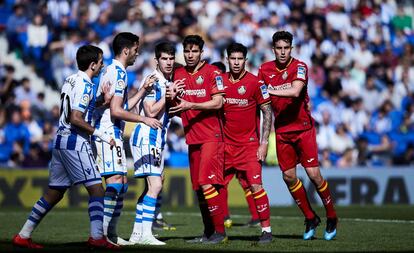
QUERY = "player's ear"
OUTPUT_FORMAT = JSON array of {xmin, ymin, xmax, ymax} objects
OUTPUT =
[{"xmin": 90, "ymin": 62, "xmax": 96, "ymax": 71}]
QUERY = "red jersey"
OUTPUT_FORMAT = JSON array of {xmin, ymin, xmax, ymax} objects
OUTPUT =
[
  {"xmin": 258, "ymin": 58, "xmax": 313, "ymax": 133},
  {"xmin": 223, "ymin": 71, "xmax": 271, "ymax": 145},
  {"xmin": 174, "ymin": 62, "xmax": 225, "ymax": 145}
]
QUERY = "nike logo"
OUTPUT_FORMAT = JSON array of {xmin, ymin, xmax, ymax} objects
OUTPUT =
[
  {"xmin": 269, "ymin": 74, "xmax": 275, "ymax": 78},
  {"xmin": 208, "ymin": 175, "xmax": 216, "ymax": 179},
  {"xmin": 307, "ymin": 158, "xmax": 315, "ymax": 163},
  {"xmin": 253, "ymin": 175, "xmax": 260, "ymax": 179}
]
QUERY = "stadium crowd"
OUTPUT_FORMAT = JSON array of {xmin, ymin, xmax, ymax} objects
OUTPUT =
[{"xmin": 1, "ymin": 0, "xmax": 414, "ymax": 169}]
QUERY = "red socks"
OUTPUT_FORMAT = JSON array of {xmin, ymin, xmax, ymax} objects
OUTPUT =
[
  {"xmin": 288, "ymin": 179, "xmax": 315, "ymax": 219},
  {"xmin": 252, "ymin": 188, "xmax": 270, "ymax": 227},
  {"xmin": 316, "ymin": 180, "xmax": 337, "ymax": 218},
  {"xmin": 203, "ymin": 186, "xmax": 225, "ymax": 234}
]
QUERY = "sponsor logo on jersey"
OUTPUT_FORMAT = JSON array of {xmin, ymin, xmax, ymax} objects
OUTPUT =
[
  {"xmin": 282, "ymin": 71, "xmax": 288, "ymax": 80},
  {"xmin": 196, "ymin": 75, "xmax": 204, "ymax": 85},
  {"xmin": 260, "ymin": 84, "xmax": 269, "ymax": 99},
  {"xmin": 297, "ymin": 66, "xmax": 306, "ymax": 79},
  {"xmin": 185, "ymin": 89, "xmax": 206, "ymax": 97},
  {"xmin": 272, "ymin": 82, "xmax": 292, "ymax": 91},
  {"xmin": 215, "ymin": 76, "xmax": 224, "ymax": 90},
  {"xmin": 237, "ymin": 85, "xmax": 246, "ymax": 95},
  {"xmin": 226, "ymin": 98, "xmax": 248, "ymax": 106}
]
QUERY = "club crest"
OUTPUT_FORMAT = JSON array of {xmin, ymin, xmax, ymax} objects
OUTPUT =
[
  {"xmin": 238, "ymin": 85, "xmax": 246, "ymax": 95},
  {"xmin": 282, "ymin": 71, "xmax": 288, "ymax": 80},
  {"xmin": 196, "ymin": 75, "xmax": 204, "ymax": 85}
]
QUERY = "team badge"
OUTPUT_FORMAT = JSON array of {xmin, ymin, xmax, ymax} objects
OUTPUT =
[
  {"xmin": 238, "ymin": 85, "xmax": 246, "ymax": 95},
  {"xmin": 196, "ymin": 75, "xmax": 204, "ymax": 85},
  {"xmin": 282, "ymin": 71, "xmax": 288, "ymax": 80},
  {"xmin": 215, "ymin": 76, "xmax": 224, "ymax": 90}
]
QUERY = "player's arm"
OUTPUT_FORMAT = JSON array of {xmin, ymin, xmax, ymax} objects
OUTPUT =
[
  {"xmin": 268, "ymin": 79, "xmax": 305, "ymax": 97},
  {"xmin": 127, "ymin": 74, "xmax": 158, "ymax": 110},
  {"xmin": 143, "ymin": 96, "xmax": 165, "ymax": 118},
  {"xmin": 169, "ymin": 94, "xmax": 224, "ymax": 114},
  {"xmin": 110, "ymin": 95, "xmax": 162, "ymax": 128},
  {"xmin": 257, "ymin": 103, "xmax": 272, "ymax": 161},
  {"xmin": 95, "ymin": 81, "xmax": 113, "ymax": 108}
]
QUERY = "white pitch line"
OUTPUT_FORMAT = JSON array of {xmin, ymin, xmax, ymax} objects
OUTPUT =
[{"xmin": 2, "ymin": 211, "xmax": 414, "ymax": 224}]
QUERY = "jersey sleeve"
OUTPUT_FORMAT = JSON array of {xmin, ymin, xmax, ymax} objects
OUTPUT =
[
  {"xmin": 112, "ymin": 68, "xmax": 127, "ymax": 97},
  {"xmin": 211, "ymin": 70, "xmax": 226, "ymax": 97},
  {"xmin": 293, "ymin": 63, "xmax": 308, "ymax": 83},
  {"xmin": 72, "ymin": 81, "xmax": 93, "ymax": 113},
  {"xmin": 255, "ymin": 80, "xmax": 271, "ymax": 106}
]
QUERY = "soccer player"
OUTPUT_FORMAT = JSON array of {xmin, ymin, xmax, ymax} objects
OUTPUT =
[
  {"xmin": 168, "ymin": 35, "xmax": 227, "ymax": 244},
  {"xmin": 221, "ymin": 42, "xmax": 273, "ymax": 243},
  {"xmin": 128, "ymin": 41, "xmax": 184, "ymax": 245},
  {"xmin": 211, "ymin": 61, "xmax": 261, "ymax": 230},
  {"xmin": 93, "ymin": 32, "xmax": 162, "ymax": 245},
  {"xmin": 258, "ymin": 31, "xmax": 338, "ymax": 240},
  {"xmin": 12, "ymin": 45, "xmax": 118, "ymax": 249}
]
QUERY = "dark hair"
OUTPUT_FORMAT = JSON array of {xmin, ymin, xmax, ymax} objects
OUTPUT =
[
  {"xmin": 226, "ymin": 42, "xmax": 248, "ymax": 58},
  {"xmin": 155, "ymin": 41, "xmax": 176, "ymax": 59},
  {"xmin": 183, "ymin": 35, "xmax": 204, "ymax": 50},
  {"xmin": 272, "ymin": 31, "xmax": 293, "ymax": 46},
  {"xmin": 211, "ymin": 61, "xmax": 226, "ymax": 73},
  {"xmin": 112, "ymin": 32, "xmax": 140, "ymax": 56},
  {"xmin": 76, "ymin": 45, "xmax": 103, "ymax": 71}
]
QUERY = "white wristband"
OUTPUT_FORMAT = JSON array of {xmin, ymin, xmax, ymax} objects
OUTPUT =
[{"xmin": 93, "ymin": 129, "xmax": 112, "ymax": 144}]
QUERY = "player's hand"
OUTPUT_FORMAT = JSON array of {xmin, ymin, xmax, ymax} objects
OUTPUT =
[
  {"xmin": 166, "ymin": 78, "xmax": 185, "ymax": 100},
  {"xmin": 102, "ymin": 81, "xmax": 113, "ymax": 106},
  {"xmin": 142, "ymin": 117, "xmax": 162, "ymax": 129},
  {"xmin": 257, "ymin": 143, "xmax": 268, "ymax": 162},
  {"xmin": 169, "ymin": 97, "xmax": 193, "ymax": 114},
  {"xmin": 142, "ymin": 74, "xmax": 158, "ymax": 91},
  {"xmin": 109, "ymin": 138, "xmax": 116, "ymax": 149}
]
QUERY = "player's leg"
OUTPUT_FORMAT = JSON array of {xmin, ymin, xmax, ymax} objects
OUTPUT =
[
  {"xmin": 129, "ymin": 179, "xmax": 147, "ymax": 244},
  {"xmin": 222, "ymin": 168, "xmax": 236, "ymax": 229},
  {"xmin": 277, "ymin": 133, "xmax": 319, "ymax": 240},
  {"xmin": 13, "ymin": 188, "xmax": 66, "ymax": 249},
  {"xmin": 153, "ymin": 168, "xmax": 175, "ymax": 230},
  {"xmin": 198, "ymin": 142, "xmax": 227, "ymax": 244},
  {"xmin": 139, "ymin": 176, "xmax": 165, "ymax": 245},
  {"xmin": 186, "ymin": 144, "xmax": 214, "ymax": 243},
  {"xmin": 236, "ymin": 172, "xmax": 260, "ymax": 227},
  {"xmin": 300, "ymin": 128, "xmax": 337, "ymax": 240}
]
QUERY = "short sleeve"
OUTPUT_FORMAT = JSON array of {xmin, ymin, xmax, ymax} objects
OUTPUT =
[{"xmin": 72, "ymin": 81, "xmax": 93, "ymax": 113}]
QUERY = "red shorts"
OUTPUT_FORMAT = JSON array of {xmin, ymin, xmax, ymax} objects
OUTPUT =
[
  {"xmin": 276, "ymin": 127, "xmax": 319, "ymax": 171},
  {"xmin": 189, "ymin": 142, "xmax": 224, "ymax": 190},
  {"xmin": 224, "ymin": 143, "xmax": 262, "ymax": 186}
]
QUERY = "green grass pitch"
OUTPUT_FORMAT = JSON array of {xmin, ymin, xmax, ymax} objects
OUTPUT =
[{"xmin": 1, "ymin": 205, "xmax": 414, "ymax": 252}]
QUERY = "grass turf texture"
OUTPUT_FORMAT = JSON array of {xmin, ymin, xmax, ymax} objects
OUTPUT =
[{"xmin": 1, "ymin": 206, "xmax": 414, "ymax": 252}]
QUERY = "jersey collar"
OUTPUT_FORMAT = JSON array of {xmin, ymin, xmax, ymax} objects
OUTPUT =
[
  {"xmin": 77, "ymin": 70, "xmax": 92, "ymax": 84},
  {"xmin": 186, "ymin": 60, "xmax": 206, "ymax": 75},
  {"xmin": 112, "ymin": 59, "xmax": 126, "ymax": 72}
]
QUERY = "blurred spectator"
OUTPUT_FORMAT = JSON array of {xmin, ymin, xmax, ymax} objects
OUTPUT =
[
  {"xmin": 0, "ymin": 65, "xmax": 19, "ymax": 105},
  {"xmin": 22, "ymin": 143, "xmax": 51, "ymax": 168},
  {"xmin": 14, "ymin": 77, "xmax": 36, "ymax": 105},
  {"xmin": 6, "ymin": 4, "xmax": 28, "ymax": 53},
  {"xmin": 336, "ymin": 147, "xmax": 358, "ymax": 168}
]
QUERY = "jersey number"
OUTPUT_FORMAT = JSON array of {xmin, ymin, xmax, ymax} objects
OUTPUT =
[
  {"xmin": 151, "ymin": 147, "xmax": 161, "ymax": 166},
  {"xmin": 60, "ymin": 93, "xmax": 71, "ymax": 126},
  {"xmin": 116, "ymin": 146, "xmax": 122, "ymax": 158}
]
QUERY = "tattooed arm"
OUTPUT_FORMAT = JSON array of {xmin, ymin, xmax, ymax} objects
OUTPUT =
[{"xmin": 257, "ymin": 103, "xmax": 272, "ymax": 161}]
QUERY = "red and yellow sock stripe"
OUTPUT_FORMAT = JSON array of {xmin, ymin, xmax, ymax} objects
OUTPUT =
[
  {"xmin": 289, "ymin": 179, "xmax": 303, "ymax": 193},
  {"xmin": 203, "ymin": 186, "xmax": 219, "ymax": 200},
  {"xmin": 253, "ymin": 188, "xmax": 267, "ymax": 199},
  {"xmin": 317, "ymin": 180, "xmax": 328, "ymax": 193}
]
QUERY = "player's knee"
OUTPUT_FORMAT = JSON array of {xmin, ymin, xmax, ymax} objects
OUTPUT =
[
  {"xmin": 86, "ymin": 183, "xmax": 105, "ymax": 197},
  {"xmin": 282, "ymin": 173, "xmax": 296, "ymax": 185},
  {"xmin": 250, "ymin": 184, "xmax": 263, "ymax": 193},
  {"xmin": 105, "ymin": 174, "xmax": 123, "ymax": 183}
]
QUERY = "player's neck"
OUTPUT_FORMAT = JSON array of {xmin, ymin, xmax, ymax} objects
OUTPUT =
[
  {"xmin": 157, "ymin": 66, "xmax": 172, "ymax": 81},
  {"xmin": 229, "ymin": 69, "xmax": 246, "ymax": 83},
  {"xmin": 115, "ymin": 57, "xmax": 128, "ymax": 69},
  {"xmin": 84, "ymin": 69, "xmax": 94, "ymax": 80},
  {"xmin": 275, "ymin": 57, "xmax": 291, "ymax": 70},
  {"xmin": 186, "ymin": 60, "xmax": 204, "ymax": 74}
]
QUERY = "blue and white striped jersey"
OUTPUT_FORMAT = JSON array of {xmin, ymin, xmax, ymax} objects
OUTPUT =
[
  {"xmin": 93, "ymin": 59, "xmax": 128, "ymax": 139},
  {"xmin": 130, "ymin": 69, "xmax": 170, "ymax": 149},
  {"xmin": 53, "ymin": 71, "xmax": 96, "ymax": 151}
]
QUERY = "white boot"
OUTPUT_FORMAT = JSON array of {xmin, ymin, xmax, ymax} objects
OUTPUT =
[{"xmin": 140, "ymin": 234, "xmax": 166, "ymax": 245}]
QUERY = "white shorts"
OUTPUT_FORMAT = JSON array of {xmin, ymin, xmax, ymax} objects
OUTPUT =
[
  {"xmin": 94, "ymin": 137, "xmax": 127, "ymax": 176},
  {"xmin": 130, "ymin": 140, "xmax": 164, "ymax": 178},
  {"xmin": 49, "ymin": 148, "xmax": 102, "ymax": 188}
]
